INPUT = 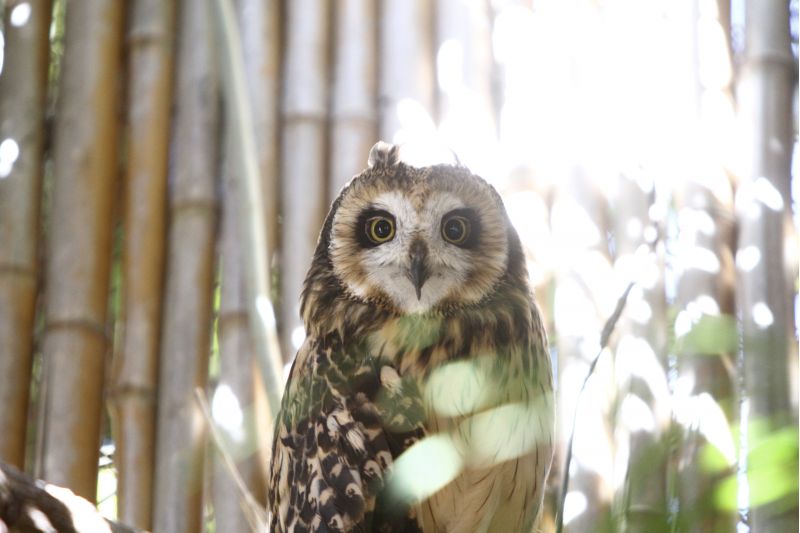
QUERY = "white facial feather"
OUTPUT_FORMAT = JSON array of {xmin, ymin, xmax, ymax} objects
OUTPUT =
[{"xmin": 350, "ymin": 190, "xmax": 477, "ymax": 313}]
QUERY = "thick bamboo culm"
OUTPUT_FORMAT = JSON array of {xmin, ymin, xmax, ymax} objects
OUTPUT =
[
  {"xmin": 611, "ymin": 172, "xmax": 670, "ymax": 529},
  {"xmin": 212, "ymin": 140, "xmax": 267, "ymax": 532},
  {"xmin": 329, "ymin": 0, "xmax": 378, "ymax": 200},
  {"xmin": 109, "ymin": 0, "xmax": 177, "ymax": 529},
  {"xmin": 151, "ymin": 1, "xmax": 219, "ymax": 531},
  {"xmin": 672, "ymin": 2, "xmax": 737, "ymax": 529},
  {"xmin": 280, "ymin": 0, "xmax": 331, "ymax": 362},
  {"xmin": 378, "ymin": 0, "xmax": 434, "ymax": 142},
  {"xmin": 37, "ymin": 0, "xmax": 124, "ymax": 501},
  {"xmin": 674, "ymin": 180, "xmax": 737, "ymax": 532},
  {"xmin": 434, "ymin": 0, "xmax": 495, "ymax": 173},
  {"xmin": 236, "ymin": 0, "xmax": 281, "ymax": 267},
  {"xmin": 0, "ymin": 0, "xmax": 51, "ymax": 469},
  {"xmin": 552, "ymin": 174, "xmax": 614, "ymax": 532},
  {"xmin": 737, "ymin": 0, "xmax": 796, "ymax": 530},
  {"xmin": 232, "ymin": 0, "xmax": 282, "ymax": 493}
]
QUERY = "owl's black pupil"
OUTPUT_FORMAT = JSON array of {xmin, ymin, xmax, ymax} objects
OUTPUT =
[
  {"xmin": 374, "ymin": 219, "xmax": 391, "ymax": 238},
  {"xmin": 445, "ymin": 219, "xmax": 464, "ymax": 240}
]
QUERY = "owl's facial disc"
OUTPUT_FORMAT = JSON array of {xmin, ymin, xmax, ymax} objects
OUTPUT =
[
  {"xmin": 330, "ymin": 185, "xmax": 508, "ymax": 314},
  {"xmin": 408, "ymin": 240, "xmax": 429, "ymax": 300}
]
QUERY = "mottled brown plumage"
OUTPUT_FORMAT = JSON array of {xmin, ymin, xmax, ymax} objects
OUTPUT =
[{"xmin": 269, "ymin": 142, "xmax": 553, "ymax": 532}]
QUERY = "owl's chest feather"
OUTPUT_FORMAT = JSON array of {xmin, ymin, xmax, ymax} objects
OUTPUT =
[{"xmin": 363, "ymin": 311, "xmax": 553, "ymax": 533}]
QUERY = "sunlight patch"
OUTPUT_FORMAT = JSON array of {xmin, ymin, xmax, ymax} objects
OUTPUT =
[
  {"xmin": 458, "ymin": 400, "xmax": 550, "ymax": 468},
  {"xmin": 0, "ymin": 138, "xmax": 19, "ymax": 179},
  {"xmin": 212, "ymin": 383, "xmax": 245, "ymax": 443},
  {"xmin": 388, "ymin": 434, "xmax": 462, "ymax": 503},
  {"xmin": 426, "ymin": 358, "xmax": 494, "ymax": 417},
  {"xmin": 751, "ymin": 302, "xmax": 773, "ymax": 328},
  {"xmin": 10, "ymin": 3, "xmax": 31, "ymax": 27},
  {"xmin": 563, "ymin": 491, "xmax": 587, "ymax": 524},
  {"xmin": 735, "ymin": 245, "xmax": 761, "ymax": 272}
]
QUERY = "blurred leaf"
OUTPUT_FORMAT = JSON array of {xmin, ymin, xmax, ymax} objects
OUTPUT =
[
  {"xmin": 714, "ymin": 424, "xmax": 798, "ymax": 512},
  {"xmin": 748, "ymin": 426, "xmax": 798, "ymax": 470},
  {"xmin": 747, "ymin": 426, "xmax": 799, "ymax": 508},
  {"xmin": 700, "ymin": 441, "xmax": 731, "ymax": 474},
  {"xmin": 96, "ymin": 466, "xmax": 118, "ymax": 519},
  {"xmin": 209, "ymin": 274, "xmax": 222, "ymax": 379},
  {"xmin": 674, "ymin": 314, "xmax": 737, "ymax": 355},
  {"xmin": 713, "ymin": 473, "xmax": 739, "ymax": 511}
]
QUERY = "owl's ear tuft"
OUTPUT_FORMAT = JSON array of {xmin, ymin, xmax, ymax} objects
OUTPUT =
[{"xmin": 367, "ymin": 141, "xmax": 401, "ymax": 169}]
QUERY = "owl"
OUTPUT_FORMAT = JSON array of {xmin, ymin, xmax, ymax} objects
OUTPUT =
[{"xmin": 269, "ymin": 142, "xmax": 554, "ymax": 532}]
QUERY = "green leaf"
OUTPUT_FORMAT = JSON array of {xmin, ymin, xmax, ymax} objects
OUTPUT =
[
  {"xmin": 674, "ymin": 314, "xmax": 737, "ymax": 355},
  {"xmin": 747, "ymin": 427, "xmax": 799, "ymax": 508},
  {"xmin": 700, "ymin": 442, "xmax": 731, "ymax": 474},
  {"xmin": 715, "ymin": 424, "xmax": 799, "ymax": 511}
]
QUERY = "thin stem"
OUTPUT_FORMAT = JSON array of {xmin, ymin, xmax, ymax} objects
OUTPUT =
[{"xmin": 556, "ymin": 282, "xmax": 634, "ymax": 533}]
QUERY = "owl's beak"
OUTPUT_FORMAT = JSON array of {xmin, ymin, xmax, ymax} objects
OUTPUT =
[{"xmin": 408, "ymin": 247, "xmax": 429, "ymax": 300}]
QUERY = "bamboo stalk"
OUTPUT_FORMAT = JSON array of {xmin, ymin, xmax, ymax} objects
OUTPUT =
[
  {"xmin": 551, "ymin": 173, "xmax": 615, "ymax": 532},
  {"xmin": 0, "ymin": 0, "xmax": 51, "ymax": 469},
  {"xmin": 211, "ymin": 139, "xmax": 267, "ymax": 531},
  {"xmin": 673, "ymin": 179, "xmax": 737, "ymax": 532},
  {"xmin": 329, "ymin": 0, "xmax": 378, "ymax": 200},
  {"xmin": 736, "ymin": 0, "xmax": 797, "ymax": 529},
  {"xmin": 233, "ymin": 0, "xmax": 283, "ymax": 493},
  {"xmin": 109, "ymin": 0, "xmax": 176, "ymax": 528},
  {"xmin": 37, "ymin": 0, "xmax": 124, "ymax": 501},
  {"xmin": 378, "ymin": 0, "xmax": 435, "ymax": 142},
  {"xmin": 210, "ymin": 0, "xmax": 285, "ymax": 425},
  {"xmin": 434, "ymin": 0, "xmax": 496, "ymax": 174},
  {"xmin": 667, "ymin": 1, "xmax": 738, "ymax": 529},
  {"xmin": 611, "ymin": 172, "xmax": 670, "ymax": 529},
  {"xmin": 236, "ymin": 0, "xmax": 281, "ymax": 267},
  {"xmin": 280, "ymin": 0, "xmax": 330, "ymax": 361},
  {"xmin": 151, "ymin": 0, "xmax": 219, "ymax": 530},
  {"xmin": 196, "ymin": 392, "xmax": 268, "ymax": 533}
]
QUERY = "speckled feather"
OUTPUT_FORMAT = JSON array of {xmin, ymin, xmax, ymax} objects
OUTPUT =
[{"xmin": 269, "ymin": 143, "xmax": 553, "ymax": 533}]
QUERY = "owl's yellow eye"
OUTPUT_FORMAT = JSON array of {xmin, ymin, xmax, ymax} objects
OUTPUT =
[
  {"xmin": 366, "ymin": 216, "xmax": 395, "ymax": 244},
  {"xmin": 442, "ymin": 215, "xmax": 470, "ymax": 245}
]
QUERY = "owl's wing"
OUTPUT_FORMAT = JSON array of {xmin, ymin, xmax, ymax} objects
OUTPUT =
[{"xmin": 269, "ymin": 335, "xmax": 425, "ymax": 533}]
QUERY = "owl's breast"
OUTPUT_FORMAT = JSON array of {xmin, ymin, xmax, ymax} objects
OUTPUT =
[{"xmin": 365, "ymin": 309, "xmax": 554, "ymax": 533}]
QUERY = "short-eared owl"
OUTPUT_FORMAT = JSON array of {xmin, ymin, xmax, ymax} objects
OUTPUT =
[{"xmin": 269, "ymin": 142, "xmax": 554, "ymax": 532}]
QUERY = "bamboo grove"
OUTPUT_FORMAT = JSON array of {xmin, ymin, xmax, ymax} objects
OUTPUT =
[{"xmin": 0, "ymin": 0, "xmax": 797, "ymax": 532}]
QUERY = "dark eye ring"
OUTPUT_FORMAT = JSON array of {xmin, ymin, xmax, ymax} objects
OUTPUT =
[
  {"xmin": 366, "ymin": 216, "xmax": 395, "ymax": 244},
  {"xmin": 442, "ymin": 215, "xmax": 470, "ymax": 245}
]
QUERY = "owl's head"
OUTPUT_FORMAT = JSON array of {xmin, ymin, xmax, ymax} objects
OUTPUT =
[{"xmin": 312, "ymin": 142, "xmax": 524, "ymax": 315}]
